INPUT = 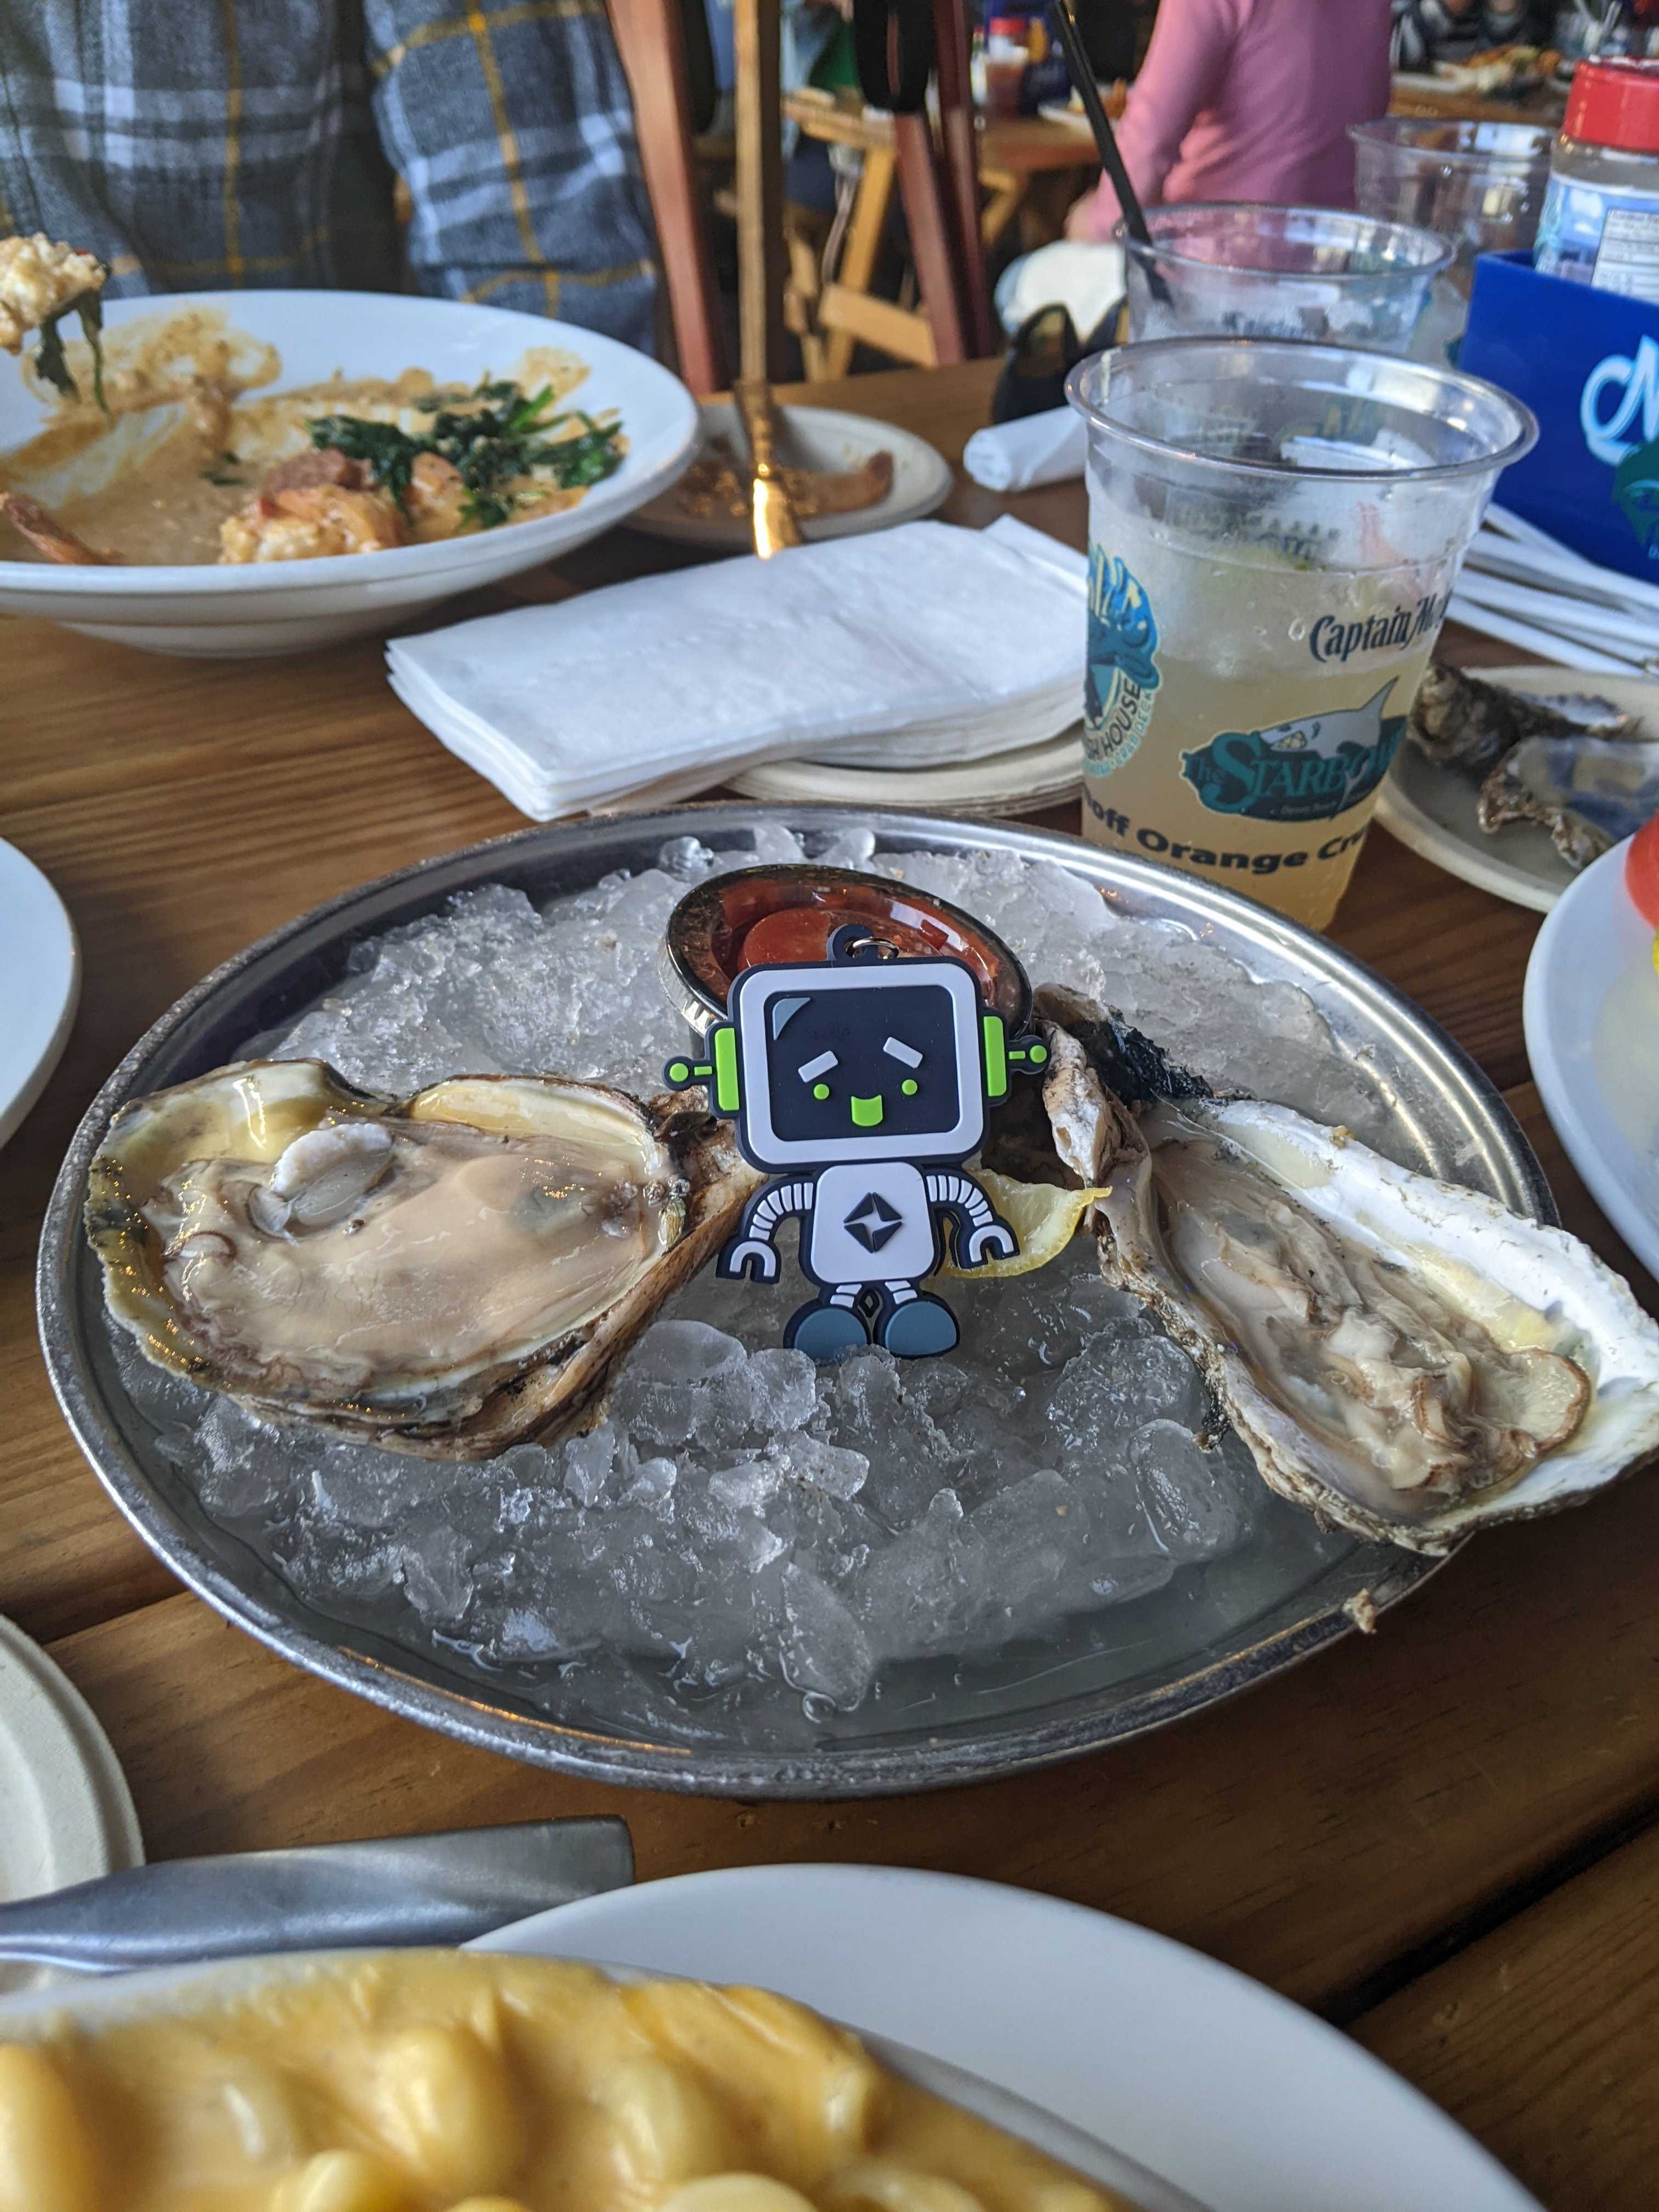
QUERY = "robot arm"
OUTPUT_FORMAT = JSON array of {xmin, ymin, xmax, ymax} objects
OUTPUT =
[
  {"xmin": 924, "ymin": 1171, "xmax": 1017, "ymax": 1268},
  {"xmin": 720, "ymin": 1178, "xmax": 816, "ymax": 1283}
]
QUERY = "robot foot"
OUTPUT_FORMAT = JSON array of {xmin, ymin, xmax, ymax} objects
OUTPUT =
[
  {"xmin": 879, "ymin": 1293, "xmax": 959, "ymax": 1359},
  {"xmin": 786, "ymin": 1301, "xmax": 871, "ymax": 1362}
]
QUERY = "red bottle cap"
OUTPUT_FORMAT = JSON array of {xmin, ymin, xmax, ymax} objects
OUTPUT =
[{"xmin": 1565, "ymin": 57, "xmax": 1659, "ymax": 155}]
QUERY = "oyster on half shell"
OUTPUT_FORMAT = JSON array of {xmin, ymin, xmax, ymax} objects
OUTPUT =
[
  {"xmin": 1477, "ymin": 733, "xmax": 1659, "ymax": 869},
  {"xmin": 1039, "ymin": 1009, "xmax": 1659, "ymax": 1554},
  {"xmin": 86, "ymin": 1059, "xmax": 759, "ymax": 1459}
]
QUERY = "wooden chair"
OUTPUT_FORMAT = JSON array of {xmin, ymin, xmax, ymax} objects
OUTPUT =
[
  {"xmin": 607, "ymin": 0, "xmax": 997, "ymax": 387},
  {"xmin": 607, "ymin": 0, "xmax": 729, "ymax": 393}
]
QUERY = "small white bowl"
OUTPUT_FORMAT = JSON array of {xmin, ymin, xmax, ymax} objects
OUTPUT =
[
  {"xmin": 630, "ymin": 400, "xmax": 954, "ymax": 550},
  {"xmin": 0, "ymin": 290, "xmax": 699, "ymax": 657}
]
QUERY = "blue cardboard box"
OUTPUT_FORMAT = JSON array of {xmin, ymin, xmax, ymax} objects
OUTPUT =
[{"xmin": 1461, "ymin": 248, "xmax": 1659, "ymax": 579}]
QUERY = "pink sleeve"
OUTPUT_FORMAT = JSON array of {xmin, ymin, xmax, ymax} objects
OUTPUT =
[{"xmin": 1077, "ymin": 0, "xmax": 1239, "ymax": 238}]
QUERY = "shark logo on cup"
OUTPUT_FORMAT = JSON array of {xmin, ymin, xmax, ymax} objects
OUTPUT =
[
  {"xmin": 1180, "ymin": 681, "xmax": 1407, "ymax": 824},
  {"xmin": 1082, "ymin": 548, "xmax": 1161, "ymax": 776}
]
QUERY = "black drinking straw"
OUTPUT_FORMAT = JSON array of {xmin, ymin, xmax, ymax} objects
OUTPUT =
[{"xmin": 1048, "ymin": 0, "xmax": 1170, "ymax": 305}]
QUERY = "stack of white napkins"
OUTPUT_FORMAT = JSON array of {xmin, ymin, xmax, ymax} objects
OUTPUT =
[{"xmin": 387, "ymin": 516, "xmax": 1086, "ymax": 819}]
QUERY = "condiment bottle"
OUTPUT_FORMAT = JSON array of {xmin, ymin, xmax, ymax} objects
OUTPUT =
[
  {"xmin": 983, "ymin": 15, "xmax": 1031, "ymax": 119},
  {"xmin": 1536, "ymin": 56, "xmax": 1659, "ymax": 297}
]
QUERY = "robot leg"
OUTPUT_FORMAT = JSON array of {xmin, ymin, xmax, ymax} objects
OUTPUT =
[
  {"xmin": 785, "ymin": 1282, "xmax": 871, "ymax": 1363},
  {"xmin": 876, "ymin": 1278, "xmax": 959, "ymax": 1359}
]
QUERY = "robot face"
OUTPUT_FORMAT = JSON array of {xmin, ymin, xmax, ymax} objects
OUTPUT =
[{"xmin": 731, "ymin": 958, "xmax": 986, "ymax": 1169}]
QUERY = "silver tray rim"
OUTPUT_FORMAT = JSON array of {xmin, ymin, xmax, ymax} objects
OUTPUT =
[{"xmin": 36, "ymin": 802, "xmax": 1551, "ymax": 1798}]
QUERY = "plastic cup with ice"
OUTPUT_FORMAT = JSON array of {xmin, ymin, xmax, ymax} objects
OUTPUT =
[{"xmin": 1065, "ymin": 337, "xmax": 1536, "ymax": 929}]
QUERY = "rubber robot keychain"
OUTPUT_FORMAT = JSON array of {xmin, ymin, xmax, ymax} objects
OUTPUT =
[{"xmin": 663, "ymin": 875, "xmax": 1050, "ymax": 1360}]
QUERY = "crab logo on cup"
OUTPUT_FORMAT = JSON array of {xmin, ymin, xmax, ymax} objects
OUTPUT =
[{"xmin": 1082, "ymin": 548, "xmax": 1161, "ymax": 778}]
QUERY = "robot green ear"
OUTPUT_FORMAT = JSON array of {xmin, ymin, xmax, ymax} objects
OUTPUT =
[
  {"xmin": 981, "ymin": 1013, "xmax": 1050, "ymax": 1100},
  {"xmin": 662, "ymin": 1023, "xmax": 742, "ymax": 1116},
  {"xmin": 981, "ymin": 1013, "xmax": 1009, "ymax": 1101}
]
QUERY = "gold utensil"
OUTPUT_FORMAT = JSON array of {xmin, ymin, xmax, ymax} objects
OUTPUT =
[{"xmin": 735, "ymin": 376, "xmax": 804, "ymax": 556}]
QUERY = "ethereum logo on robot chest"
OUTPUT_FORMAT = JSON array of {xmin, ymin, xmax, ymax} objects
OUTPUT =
[{"xmin": 843, "ymin": 1192, "xmax": 904, "ymax": 1254}]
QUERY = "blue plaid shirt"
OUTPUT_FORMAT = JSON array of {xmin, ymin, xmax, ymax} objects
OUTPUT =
[{"xmin": 0, "ymin": 0, "xmax": 659, "ymax": 350}]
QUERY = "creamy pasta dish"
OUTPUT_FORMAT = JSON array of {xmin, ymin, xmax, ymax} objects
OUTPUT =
[
  {"xmin": 0, "ymin": 1953, "xmax": 1133, "ymax": 2212},
  {"xmin": 0, "ymin": 301, "xmax": 624, "ymax": 569}
]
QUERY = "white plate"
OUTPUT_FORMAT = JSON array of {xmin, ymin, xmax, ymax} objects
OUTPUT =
[
  {"xmin": 0, "ymin": 291, "xmax": 699, "ymax": 656},
  {"xmin": 0, "ymin": 838, "xmax": 78, "ymax": 1148},
  {"xmin": 0, "ymin": 1613, "xmax": 143, "ymax": 1996},
  {"xmin": 474, "ymin": 1864, "xmax": 1541, "ymax": 2212},
  {"xmin": 732, "ymin": 725, "xmax": 1084, "ymax": 816},
  {"xmin": 629, "ymin": 401, "xmax": 954, "ymax": 550},
  {"xmin": 1375, "ymin": 664, "xmax": 1659, "ymax": 913},
  {"xmin": 1037, "ymin": 100, "xmax": 1098, "ymax": 133},
  {"xmin": 1525, "ymin": 834, "xmax": 1659, "ymax": 1281}
]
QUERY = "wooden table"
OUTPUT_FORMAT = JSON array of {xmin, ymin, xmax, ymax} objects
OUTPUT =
[{"xmin": 4, "ymin": 360, "xmax": 1657, "ymax": 2208}]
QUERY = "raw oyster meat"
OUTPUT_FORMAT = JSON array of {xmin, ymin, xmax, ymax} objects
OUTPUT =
[
  {"xmin": 1477, "ymin": 733, "xmax": 1659, "ymax": 868},
  {"xmin": 86, "ymin": 1059, "xmax": 758, "ymax": 1458},
  {"xmin": 1039, "ymin": 1012, "xmax": 1659, "ymax": 1554}
]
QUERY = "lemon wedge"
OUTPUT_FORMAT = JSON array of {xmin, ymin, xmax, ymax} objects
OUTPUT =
[{"xmin": 941, "ymin": 1167, "xmax": 1110, "ymax": 1281}]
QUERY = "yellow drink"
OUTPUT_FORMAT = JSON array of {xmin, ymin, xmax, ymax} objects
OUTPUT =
[
  {"xmin": 1066, "ymin": 337, "xmax": 1536, "ymax": 932},
  {"xmin": 1080, "ymin": 523, "xmax": 1445, "ymax": 928}
]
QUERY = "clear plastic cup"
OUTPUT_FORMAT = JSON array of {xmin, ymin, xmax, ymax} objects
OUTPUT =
[
  {"xmin": 1118, "ymin": 202, "xmax": 1453, "ymax": 353},
  {"xmin": 1350, "ymin": 119, "xmax": 1555, "ymax": 281},
  {"xmin": 1350, "ymin": 123, "xmax": 1553, "ymax": 363},
  {"xmin": 1064, "ymin": 336, "xmax": 1536, "ymax": 929}
]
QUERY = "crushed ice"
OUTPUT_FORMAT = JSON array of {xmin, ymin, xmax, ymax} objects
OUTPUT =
[{"xmin": 121, "ymin": 824, "xmax": 1373, "ymax": 1741}]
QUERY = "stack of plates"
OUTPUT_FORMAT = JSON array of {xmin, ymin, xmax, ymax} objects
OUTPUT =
[
  {"xmin": 733, "ymin": 723, "xmax": 1085, "ymax": 816},
  {"xmin": 0, "ymin": 1614, "xmax": 143, "ymax": 1994}
]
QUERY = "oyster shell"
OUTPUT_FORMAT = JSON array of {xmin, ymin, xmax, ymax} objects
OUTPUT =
[
  {"xmin": 86, "ymin": 1059, "xmax": 758, "ymax": 1459},
  {"xmin": 1039, "ymin": 1019, "xmax": 1659, "ymax": 1554},
  {"xmin": 1477, "ymin": 733, "xmax": 1659, "ymax": 868},
  {"xmin": 1406, "ymin": 662, "xmax": 1630, "ymax": 778}
]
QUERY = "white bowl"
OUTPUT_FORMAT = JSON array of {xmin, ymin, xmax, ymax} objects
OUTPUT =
[
  {"xmin": 1524, "ymin": 834, "xmax": 1659, "ymax": 1283},
  {"xmin": 0, "ymin": 290, "xmax": 699, "ymax": 656}
]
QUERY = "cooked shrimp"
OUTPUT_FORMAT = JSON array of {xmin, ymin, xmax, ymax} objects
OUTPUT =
[
  {"xmin": 405, "ymin": 450, "xmax": 468, "ymax": 540},
  {"xmin": 259, "ymin": 448, "xmax": 370, "ymax": 496},
  {"xmin": 219, "ymin": 482, "xmax": 407, "ymax": 563},
  {"xmin": 0, "ymin": 489, "xmax": 114, "ymax": 564},
  {"xmin": 0, "ymin": 234, "xmax": 106, "ymax": 353}
]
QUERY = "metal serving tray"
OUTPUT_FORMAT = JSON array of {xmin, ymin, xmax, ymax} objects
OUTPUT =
[{"xmin": 38, "ymin": 805, "xmax": 1551, "ymax": 1798}]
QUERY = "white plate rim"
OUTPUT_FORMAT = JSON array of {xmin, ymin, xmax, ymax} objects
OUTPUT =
[
  {"xmin": 1374, "ymin": 773, "xmax": 1560, "ymax": 914},
  {"xmin": 0, "ymin": 839, "xmax": 80, "ymax": 1149},
  {"xmin": 0, "ymin": 1862, "xmax": 1536, "ymax": 2208},
  {"xmin": 733, "ymin": 727, "xmax": 1085, "ymax": 812},
  {"xmin": 0, "ymin": 1612, "xmax": 143, "ymax": 1996},
  {"xmin": 471, "ymin": 1862, "xmax": 1542, "ymax": 2212},
  {"xmin": 1524, "ymin": 832, "xmax": 1659, "ymax": 1282},
  {"xmin": 0, "ymin": 289, "xmax": 700, "ymax": 597}
]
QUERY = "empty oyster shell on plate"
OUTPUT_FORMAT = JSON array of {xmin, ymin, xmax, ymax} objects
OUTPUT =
[
  {"xmin": 86, "ymin": 1059, "xmax": 758, "ymax": 1459},
  {"xmin": 1038, "ymin": 995, "xmax": 1659, "ymax": 1554},
  {"xmin": 1407, "ymin": 661, "xmax": 1656, "ymax": 869},
  {"xmin": 1408, "ymin": 662, "xmax": 1634, "ymax": 778},
  {"xmin": 1477, "ymin": 731, "xmax": 1659, "ymax": 868}
]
